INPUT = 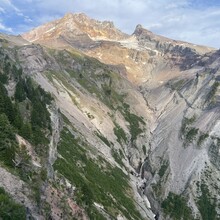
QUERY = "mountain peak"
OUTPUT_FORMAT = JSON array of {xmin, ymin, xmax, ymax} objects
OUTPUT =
[
  {"xmin": 22, "ymin": 13, "xmax": 128, "ymax": 45},
  {"xmin": 133, "ymin": 24, "xmax": 153, "ymax": 37},
  {"xmin": 63, "ymin": 12, "xmax": 92, "ymax": 23},
  {"xmin": 64, "ymin": 12, "xmax": 87, "ymax": 18},
  {"xmin": 135, "ymin": 24, "xmax": 143, "ymax": 31},
  {"xmin": 22, "ymin": 13, "xmax": 213, "ymax": 55},
  {"xmin": 63, "ymin": 12, "xmax": 74, "ymax": 19}
]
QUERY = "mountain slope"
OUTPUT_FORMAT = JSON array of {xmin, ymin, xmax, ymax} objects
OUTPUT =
[
  {"xmin": 0, "ymin": 13, "xmax": 219, "ymax": 220},
  {"xmin": 0, "ymin": 34, "xmax": 155, "ymax": 219}
]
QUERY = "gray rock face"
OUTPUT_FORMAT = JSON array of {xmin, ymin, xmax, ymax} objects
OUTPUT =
[{"xmin": 47, "ymin": 103, "xmax": 63, "ymax": 178}]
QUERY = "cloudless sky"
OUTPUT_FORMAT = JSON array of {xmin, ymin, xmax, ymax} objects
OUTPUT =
[{"xmin": 0, "ymin": 0, "xmax": 220, "ymax": 48}]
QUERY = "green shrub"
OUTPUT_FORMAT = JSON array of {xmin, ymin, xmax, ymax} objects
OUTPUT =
[
  {"xmin": 142, "ymin": 145, "xmax": 147, "ymax": 155},
  {"xmin": 180, "ymin": 116, "xmax": 199, "ymax": 146},
  {"xmin": 0, "ymin": 113, "xmax": 17, "ymax": 167},
  {"xmin": 15, "ymin": 80, "xmax": 26, "ymax": 102},
  {"xmin": 19, "ymin": 122, "xmax": 32, "ymax": 140},
  {"xmin": 207, "ymin": 81, "xmax": 219, "ymax": 101},
  {"xmin": 180, "ymin": 116, "xmax": 196, "ymax": 136},
  {"xmin": 113, "ymin": 123, "xmax": 127, "ymax": 144},
  {"xmin": 158, "ymin": 161, "xmax": 169, "ymax": 178},
  {"xmin": 111, "ymin": 149, "xmax": 124, "ymax": 167},
  {"xmin": 122, "ymin": 104, "xmax": 145, "ymax": 142},
  {"xmin": 0, "ymin": 187, "xmax": 26, "ymax": 219},
  {"xmin": 197, "ymin": 133, "xmax": 209, "ymax": 146},
  {"xmin": 197, "ymin": 183, "xmax": 217, "ymax": 220},
  {"xmin": 0, "ymin": 72, "xmax": 8, "ymax": 84},
  {"xmin": 95, "ymin": 131, "xmax": 111, "ymax": 147},
  {"xmin": 162, "ymin": 192, "xmax": 193, "ymax": 220},
  {"xmin": 185, "ymin": 128, "xmax": 199, "ymax": 143}
]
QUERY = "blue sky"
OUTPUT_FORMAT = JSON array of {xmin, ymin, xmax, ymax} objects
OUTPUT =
[{"xmin": 1, "ymin": 0, "xmax": 220, "ymax": 48}]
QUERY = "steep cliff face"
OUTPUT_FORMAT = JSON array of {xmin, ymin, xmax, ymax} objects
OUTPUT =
[
  {"xmin": 141, "ymin": 58, "xmax": 220, "ymax": 219},
  {"xmin": 0, "ymin": 13, "xmax": 220, "ymax": 220}
]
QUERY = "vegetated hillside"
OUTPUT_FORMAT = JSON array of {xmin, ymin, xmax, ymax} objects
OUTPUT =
[{"xmin": 0, "ymin": 13, "xmax": 220, "ymax": 220}]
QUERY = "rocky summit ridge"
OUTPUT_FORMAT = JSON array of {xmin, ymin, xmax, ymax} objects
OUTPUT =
[
  {"xmin": 22, "ymin": 12, "xmax": 128, "ymax": 47},
  {"xmin": 22, "ymin": 13, "xmax": 214, "ymax": 84},
  {"xmin": 0, "ymin": 12, "xmax": 219, "ymax": 220}
]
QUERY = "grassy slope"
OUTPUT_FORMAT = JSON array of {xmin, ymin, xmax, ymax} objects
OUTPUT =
[{"xmin": 54, "ymin": 127, "xmax": 143, "ymax": 220}]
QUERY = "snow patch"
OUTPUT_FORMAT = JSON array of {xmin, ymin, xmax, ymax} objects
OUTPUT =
[{"xmin": 45, "ymin": 27, "xmax": 56, "ymax": 33}]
